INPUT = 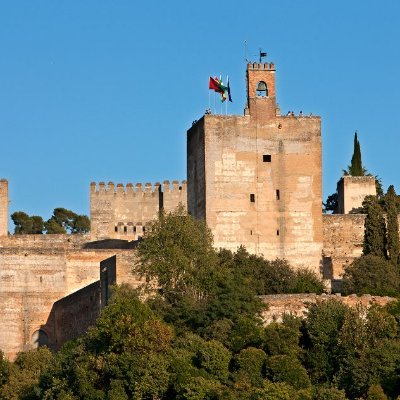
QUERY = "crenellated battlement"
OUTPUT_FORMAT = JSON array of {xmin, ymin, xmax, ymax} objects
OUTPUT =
[
  {"xmin": 247, "ymin": 62, "xmax": 275, "ymax": 71},
  {"xmin": 91, "ymin": 180, "xmax": 186, "ymax": 196},
  {"xmin": 90, "ymin": 179, "xmax": 188, "ymax": 239},
  {"xmin": 162, "ymin": 180, "xmax": 187, "ymax": 193},
  {"xmin": 91, "ymin": 181, "xmax": 163, "ymax": 197}
]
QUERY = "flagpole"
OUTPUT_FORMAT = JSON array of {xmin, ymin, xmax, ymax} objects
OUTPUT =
[
  {"xmin": 214, "ymin": 91, "xmax": 216, "ymax": 114},
  {"xmin": 226, "ymin": 75, "xmax": 228, "ymax": 115}
]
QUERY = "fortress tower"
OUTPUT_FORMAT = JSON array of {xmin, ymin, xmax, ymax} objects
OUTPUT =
[
  {"xmin": 90, "ymin": 180, "xmax": 187, "ymax": 240},
  {"xmin": 187, "ymin": 62, "xmax": 323, "ymax": 271},
  {"xmin": 0, "ymin": 179, "xmax": 8, "ymax": 236}
]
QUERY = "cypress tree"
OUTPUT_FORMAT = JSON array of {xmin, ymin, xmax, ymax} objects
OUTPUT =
[
  {"xmin": 384, "ymin": 185, "xmax": 400, "ymax": 264},
  {"xmin": 348, "ymin": 131, "xmax": 364, "ymax": 176},
  {"xmin": 363, "ymin": 196, "xmax": 387, "ymax": 259}
]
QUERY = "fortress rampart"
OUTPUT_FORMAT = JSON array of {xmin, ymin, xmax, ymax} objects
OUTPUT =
[
  {"xmin": 90, "ymin": 180, "xmax": 187, "ymax": 240},
  {"xmin": 0, "ymin": 234, "xmax": 140, "ymax": 360},
  {"xmin": 260, "ymin": 293, "xmax": 395, "ymax": 324}
]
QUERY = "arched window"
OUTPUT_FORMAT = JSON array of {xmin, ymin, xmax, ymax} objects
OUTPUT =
[
  {"xmin": 32, "ymin": 329, "xmax": 48, "ymax": 348},
  {"xmin": 256, "ymin": 81, "xmax": 268, "ymax": 97}
]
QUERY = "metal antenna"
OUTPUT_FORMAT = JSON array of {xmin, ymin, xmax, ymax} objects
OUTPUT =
[{"xmin": 244, "ymin": 40, "xmax": 249, "ymax": 63}]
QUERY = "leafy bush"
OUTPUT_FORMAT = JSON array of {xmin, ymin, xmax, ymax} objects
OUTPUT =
[{"xmin": 342, "ymin": 255, "xmax": 400, "ymax": 296}]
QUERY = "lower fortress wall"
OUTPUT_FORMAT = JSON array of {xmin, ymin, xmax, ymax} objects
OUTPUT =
[
  {"xmin": 261, "ymin": 293, "xmax": 396, "ymax": 324},
  {"xmin": 0, "ymin": 235, "xmax": 139, "ymax": 360},
  {"xmin": 322, "ymin": 214, "xmax": 400, "ymax": 279},
  {"xmin": 1, "ymin": 213, "xmax": 399, "ymax": 359}
]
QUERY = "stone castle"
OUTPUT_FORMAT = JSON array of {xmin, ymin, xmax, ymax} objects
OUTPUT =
[{"xmin": 0, "ymin": 60, "xmax": 384, "ymax": 359}]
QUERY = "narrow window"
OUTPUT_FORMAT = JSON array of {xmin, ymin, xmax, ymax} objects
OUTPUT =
[
  {"xmin": 263, "ymin": 154, "xmax": 271, "ymax": 162},
  {"xmin": 124, "ymin": 226, "xmax": 127, "ymax": 233},
  {"xmin": 143, "ymin": 226, "xmax": 146, "ymax": 233},
  {"xmin": 133, "ymin": 226, "xmax": 137, "ymax": 233},
  {"xmin": 276, "ymin": 190, "xmax": 280, "ymax": 200},
  {"xmin": 277, "ymin": 230, "xmax": 280, "ymax": 236},
  {"xmin": 250, "ymin": 230, "xmax": 253, "ymax": 235},
  {"xmin": 114, "ymin": 226, "xmax": 118, "ymax": 232},
  {"xmin": 250, "ymin": 194, "xmax": 255, "ymax": 203}
]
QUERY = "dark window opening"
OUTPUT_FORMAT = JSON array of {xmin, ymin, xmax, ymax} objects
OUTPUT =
[
  {"xmin": 143, "ymin": 226, "xmax": 146, "ymax": 233},
  {"xmin": 114, "ymin": 226, "xmax": 118, "ymax": 232},
  {"xmin": 276, "ymin": 190, "xmax": 280, "ymax": 200},
  {"xmin": 250, "ymin": 230, "xmax": 253, "ymax": 235},
  {"xmin": 277, "ymin": 230, "xmax": 280, "ymax": 236},
  {"xmin": 250, "ymin": 194, "xmax": 255, "ymax": 203},
  {"xmin": 134, "ymin": 226, "xmax": 136, "ymax": 233},
  {"xmin": 263, "ymin": 154, "xmax": 271, "ymax": 162},
  {"xmin": 256, "ymin": 81, "xmax": 268, "ymax": 97},
  {"xmin": 124, "ymin": 226, "xmax": 127, "ymax": 233}
]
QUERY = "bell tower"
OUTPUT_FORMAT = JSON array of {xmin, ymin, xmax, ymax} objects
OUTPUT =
[{"xmin": 246, "ymin": 62, "xmax": 278, "ymax": 121}]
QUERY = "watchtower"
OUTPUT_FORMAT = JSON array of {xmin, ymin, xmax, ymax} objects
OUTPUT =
[
  {"xmin": 245, "ymin": 62, "xmax": 278, "ymax": 121},
  {"xmin": 0, "ymin": 179, "xmax": 8, "ymax": 236},
  {"xmin": 188, "ymin": 60, "xmax": 323, "ymax": 272}
]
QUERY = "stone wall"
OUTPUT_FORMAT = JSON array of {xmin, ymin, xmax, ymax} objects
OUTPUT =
[
  {"xmin": 0, "ymin": 234, "xmax": 139, "ymax": 360},
  {"xmin": 322, "ymin": 214, "xmax": 366, "ymax": 279},
  {"xmin": 260, "ymin": 293, "xmax": 396, "ymax": 324},
  {"xmin": 90, "ymin": 181, "xmax": 187, "ymax": 240}
]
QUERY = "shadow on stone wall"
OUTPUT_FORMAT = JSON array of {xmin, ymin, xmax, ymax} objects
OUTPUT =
[
  {"xmin": 83, "ymin": 238, "xmax": 140, "ymax": 249},
  {"xmin": 40, "ymin": 255, "xmax": 117, "ymax": 351}
]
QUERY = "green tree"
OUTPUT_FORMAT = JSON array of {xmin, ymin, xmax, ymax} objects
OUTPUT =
[
  {"xmin": 367, "ymin": 385, "xmax": 388, "ymax": 400},
  {"xmin": 384, "ymin": 185, "xmax": 400, "ymax": 264},
  {"xmin": 233, "ymin": 347, "xmax": 267, "ymax": 388},
  {"xmin": 44, "ymin": 218, "xmax": 66, "ymax": 234},
  {"xmin": 345, "ymin": 131, "xmax": 365, "ymax": 176},
  {"xmin": 45, "ymin": 208, "xmax": 90, "ymax": 234},
  {"xmin": 323, "ymin": 192, "xmax": 338, "ymax": 214},
  {"xmin": 250, "ymin": 381, "xmax": 297, "ymax": 400},
  {"xmin": 262, "ymin": 316, "xmax": 302, "ymax": 358},
  {"xmin": 265, "ymin": 355, "xmax": 311, "ymax": 389},
  {"xmin": 137, "ymin": 208, "xmax": 263, "ymax": 337},
  {"xmin": 302, "ymin": 300, "xmax": 347, "ymax": 383},
  {"xmin": 334, "ymin": 306, "xmax": 400, "ymax": 399},
  {"xmin": 11, "ymin": 212, "xmax": 44, "ymax": 234},
  {"xmin": 363, "ymin": 196, "xmax": 387, "ymax": 258},
  {"xmin": 312, "ymin": 386, "xmax": 348, "ymax": 400},
  {"xmin": 342, "ymin": 255, "xmax": 399, "ymax": 296},
  {"xmin": 0, "ymin": 347, "xmax": 54, "ymax": 400},
  {"xmin": 35, "ymin": 287, "xmax": 173, "ymax": 400}
]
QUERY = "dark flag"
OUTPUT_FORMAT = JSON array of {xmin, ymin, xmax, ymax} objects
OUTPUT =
[{"xmin": 227, "ymin": 76, "xmax": 232, "ymax": 102}]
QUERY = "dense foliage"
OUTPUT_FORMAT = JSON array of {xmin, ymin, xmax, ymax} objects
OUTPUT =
[
  {"xmin": 2, "ymin": 292, "xmax": 400, "ymax": 399},
  {"xmin": 1, "ymin": 208, "xmax": 400, "ymax": 399},
  {"xmin": 11, "ymin": 208, "xmax": 90, "ymax": 234}
]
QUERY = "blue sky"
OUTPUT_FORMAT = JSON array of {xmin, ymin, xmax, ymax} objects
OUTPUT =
[{"xmin": 1, "ymin": 1, "xmax": 399, "ymax": 226}]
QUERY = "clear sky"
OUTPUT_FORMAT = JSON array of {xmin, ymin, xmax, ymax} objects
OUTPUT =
[{"xmin": 1, "ymin": 1, "xmax": 399, "ymax": 227}]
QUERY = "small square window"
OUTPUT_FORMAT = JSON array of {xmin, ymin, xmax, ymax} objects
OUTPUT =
[
  {"xmin": 263, "ymin": 154, "xmax": 271, "ymax": 162},
  {"xmin": 276, "ymin": 190, "xmax": 280, "ymax": 200},
  {"xmin": 250, "ymin": 194, "xmax": 255, "ymax": 203}
]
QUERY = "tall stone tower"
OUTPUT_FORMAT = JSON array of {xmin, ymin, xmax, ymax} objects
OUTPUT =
[
  {"xmin": 187, "ymin": 62, "xmax": 323, "ymax": 271},
  {"xmin": 0, "ymin": 179, "xmax": 8, "ymax": 236}
]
